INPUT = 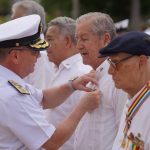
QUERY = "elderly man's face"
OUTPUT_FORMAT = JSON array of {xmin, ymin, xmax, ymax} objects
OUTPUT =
[
  {"xmin": 107, "ymin": 53, "xmax": 140, "ymax": 93},
  {"xmin": 46, "ymin": 25, "xmax": 69, "ymax": 66},
  {"xmin": 76, "ymin": 20, "xmax": 106, "ymax": 69}
]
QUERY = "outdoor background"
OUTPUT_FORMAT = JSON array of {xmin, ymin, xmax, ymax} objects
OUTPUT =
[{"xmin": 0, "ymin": 0, "xmax": 150, "ymax": 30}]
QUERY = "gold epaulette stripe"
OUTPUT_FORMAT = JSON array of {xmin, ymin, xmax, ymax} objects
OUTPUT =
[{"xmin": 8, "ymin": 80, "xmax": 30, "ymax": 95}]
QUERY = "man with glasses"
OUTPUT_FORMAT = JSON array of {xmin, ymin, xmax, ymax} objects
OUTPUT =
[
  {"xmin": 99, "ymin": 31, "xmax": 150, "ymax": 150},
  {"xmin": 0, "ymin": 15, "xmax": 100, "ymax": 150}
]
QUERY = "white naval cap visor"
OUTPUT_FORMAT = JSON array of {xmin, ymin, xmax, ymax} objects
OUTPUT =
[{"xmin": 0, "ymin": 14, "xmax": 49, "ymax": 51}]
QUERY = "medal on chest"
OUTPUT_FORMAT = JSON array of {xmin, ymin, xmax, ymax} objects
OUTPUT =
[{"xmin": 121, "ymin": 82, "xmax": 150, "ymax": 149}]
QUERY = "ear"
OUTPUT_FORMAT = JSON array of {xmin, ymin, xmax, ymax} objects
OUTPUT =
[
  {"xmin": 139, "ymin": 55, "xmax": 148, "ymax": 68},
  {"xmin": 103, "ymin": 32, "xmax": 111, "ymax": 47},
  {"xmin": 64, "ymin": 35, "xmax": 72, "ymax": 48},
  {"xmin": 9, "ymin": 50, "xmax": 20, "ymax": 64}
]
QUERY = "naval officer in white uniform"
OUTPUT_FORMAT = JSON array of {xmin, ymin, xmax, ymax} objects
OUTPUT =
[{"xmin": 0, "ymin": 15, "xmax": 100, "ymax": 150}]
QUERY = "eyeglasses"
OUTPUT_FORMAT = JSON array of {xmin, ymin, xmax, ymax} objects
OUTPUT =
[{"xmin": 107, "ymin": 55, "xmax": 134, "ymax": 69}]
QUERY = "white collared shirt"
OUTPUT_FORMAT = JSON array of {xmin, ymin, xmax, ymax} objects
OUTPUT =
[
  {"xmin": 0, "ymin": 65, "xmax": 55, "ymax": 150},
  {"xmin": 112, "ymin": 84, "xmax": 150, "ymax": 150},
  {"xmin": 44, "ymin": 54, "xmax": 92, "ymax": 150},
  {"xmin": 74, "ymin": 60, "xmax": 127, "ymax": 150},
  {"xmin": 24, "ymin": 52, "xmax": 54, "ymax": 89}
]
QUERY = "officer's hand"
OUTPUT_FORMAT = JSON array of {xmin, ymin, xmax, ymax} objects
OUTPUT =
[
  {"xmin": 79, "ymin": 89, "xmax": 100, "ymax": 112},
  {"xmin": 71, "ymin": 72, "xmax": 98, "ymax": 92}
]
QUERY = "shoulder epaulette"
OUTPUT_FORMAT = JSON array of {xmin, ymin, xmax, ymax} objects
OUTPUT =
[{"xmin": 8, "ymin": 80, "xmax": 30, "ymax": 95}]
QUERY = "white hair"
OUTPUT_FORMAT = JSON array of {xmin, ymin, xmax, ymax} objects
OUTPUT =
[{"xmin": 76, "ymin": 12, "xmax": 116, "ymax": 39}]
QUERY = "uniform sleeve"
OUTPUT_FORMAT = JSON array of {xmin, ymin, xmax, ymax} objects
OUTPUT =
[
  {"xmin": 25, "ymin": 83, "xmax": 43, "ymax": 104},
  {"xmin": 6, "ymin": 94, "xmax": 56, "ymax": 150}
]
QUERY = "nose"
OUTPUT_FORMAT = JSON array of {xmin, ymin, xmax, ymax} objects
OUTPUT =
[
  {"xmin": 46, "ymin": 44, "xmax": 51, "ymax": 53},
  {"xmin": 76, "ymin": 39, "xmax": 84, "ymax": 50}
]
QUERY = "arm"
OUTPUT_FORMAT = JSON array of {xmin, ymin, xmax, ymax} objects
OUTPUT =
[
  {"xmin": 42, "ymin": 89, "xmax": 100, "ymax": 150},
  {"xmin": 42, "ymin": 72, "xmax": 98, "ymax": 109}
]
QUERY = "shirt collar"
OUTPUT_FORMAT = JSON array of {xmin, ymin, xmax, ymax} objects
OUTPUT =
[
  {"xmin": 96, "ymin": 60, "xmax": 109, "ymax": 80},
  {"xmin": 53, "ymin": 53, "xmax": 82, "ymax": 71}
]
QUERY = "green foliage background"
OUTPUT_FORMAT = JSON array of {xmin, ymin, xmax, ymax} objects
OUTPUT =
[{"xmin": 0, "ymin": 0, "xmax": 150, "ymax": 26}]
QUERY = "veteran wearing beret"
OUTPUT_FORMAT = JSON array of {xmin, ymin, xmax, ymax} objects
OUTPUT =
[
  {"xmin": 0, "ymin": 15, "xmax": 100, "ymax": 150},
  {"xmin": 99, "ymin": 31, "xmax": 150, "ymax": 150}
]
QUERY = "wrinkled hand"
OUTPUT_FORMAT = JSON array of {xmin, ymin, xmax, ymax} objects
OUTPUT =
[
  {"xmin": 80, "ymin": 89, "xmax": 100, "ymax": 112},
  {"xmin": 72, "ymin": 72, "xmax": 98, "ymax": 92}
]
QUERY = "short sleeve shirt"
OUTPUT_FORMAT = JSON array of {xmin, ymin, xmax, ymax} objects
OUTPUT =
[
  {"xmin": 0, "ymin": 65, "xmax": 56, "ymax": 150},
  {"xmin": 74, "ymin": 60, "xmax": 127, "ymax": 150},
  {"xmin": 44, "ymin": 54, "xmax": 92, "ymax": 150}
]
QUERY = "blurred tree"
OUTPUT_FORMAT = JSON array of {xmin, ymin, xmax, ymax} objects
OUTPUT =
[
  {"xmin": 0, "ymin": 0, "xmax": 11, "ymax": 15},
  {"xmin": 41, "ymin": 0, "xmax": 72, "ymax": 21},
  {"xmin": 0, "ymin": 0, "xmax": 11, "ymax": 23},
  {"xmin": 130, "ymin": 0, "xmax": 141, "ymax": 30},
  {"xmin": 77, "ymin": 0, "xmax": 131, "ymax": 20},
  {"xmin": 0, "ymin": 0, "xmax": 149, "ymax": 30},
  {"xmin": 71, "ymin": 0, "xmax": 80, "ymax": 19}
]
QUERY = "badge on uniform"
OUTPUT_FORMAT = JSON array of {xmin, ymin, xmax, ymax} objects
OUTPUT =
[
  {"xmin": 8, "ymin": 80, "xmax": 30, "ymax": 95},
  {"xmin": 128, "ymin": 132, "xmax": 144, "ymax": 150}
]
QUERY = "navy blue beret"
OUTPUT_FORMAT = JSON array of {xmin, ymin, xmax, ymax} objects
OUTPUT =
[{"xmin": 99, "ymin": 31, "xmax": 150, "ymax": 57}]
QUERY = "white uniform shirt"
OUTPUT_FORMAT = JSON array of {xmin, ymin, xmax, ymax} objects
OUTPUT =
[
  {"xmin": 0, "ymin": 65, "xmax": 56, "ymax": 150},
  {"xmin": 44, "ymin": 54, "xmax": 92, "ymax": 150},
  {"xmin": 24, "ymin": 52, "xmax": 54, "ymax": 89},
  {"xmin": 74, "ymin": 60, "xmax": 127, "ymax": 150},
  {"xmin": 112, "ymin": 84, "xmax": 150, "ymax": 150}
]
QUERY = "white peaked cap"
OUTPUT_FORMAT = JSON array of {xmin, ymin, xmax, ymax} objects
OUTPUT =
[{"xmin": 0, "ymin": 14, "xmax": 49, "ymax": 50}]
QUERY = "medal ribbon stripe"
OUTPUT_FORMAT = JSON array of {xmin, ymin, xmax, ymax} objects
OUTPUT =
[
  {"xmin": 132, "ymin": 143, "xmax": 139, "ymax": 150},
  {"xmin": 127, "ymin": 85, "xmax": 150, "ymax": 119},
  {"xmin": 121, "ymin": 82, "xmax": 150, "ymax": 149},
  {"xmin": 128, "ymin": 86, "xmax": 147, "ymax": 112},
  {"xmin": 128, "ymin": 90, "xmax": 150, "ymax": 119}
]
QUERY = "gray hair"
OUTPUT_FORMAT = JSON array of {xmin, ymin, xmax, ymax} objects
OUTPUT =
[
  {"xmin": 76, "ymin": 12, "xmax": 116, "ymax": 39},
  {"xmin": 48, "ymin": 17, "xmax": 76, "ymax": 45},
  {"xmin": 12, "ymin": 0, "xmax": 46, "ymax": 32}
]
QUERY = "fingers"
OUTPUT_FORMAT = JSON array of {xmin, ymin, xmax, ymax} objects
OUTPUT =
[
  {"xmin": 83, "ymin": 75, "xmax": 98, "ymax": 86},
  {"xmin": 81, "ymin": 89, "xmax": 100, "ymax": 112},
  {"xmin": 70, "ymin": 72, "xmax": 98, "ymax": 92},
  {"xmin": 79, "ymin": 86, "xmax": 95, "ymax": 92}
]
